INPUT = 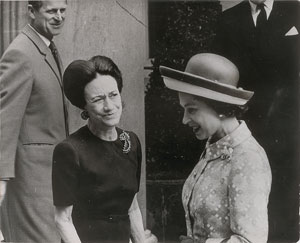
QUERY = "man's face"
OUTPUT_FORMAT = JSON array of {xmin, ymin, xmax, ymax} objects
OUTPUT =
[{"xmin": 29, "ymin": 0, "xmax": 67, "ymax": 40}]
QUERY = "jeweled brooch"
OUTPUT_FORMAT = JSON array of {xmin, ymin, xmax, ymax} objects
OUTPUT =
[{"xmin": 119, "ymin": 131, "xmax": 131, "ymax": 153}]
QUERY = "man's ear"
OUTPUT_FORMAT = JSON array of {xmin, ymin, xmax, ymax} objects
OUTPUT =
[{"xmin": 28, "ymin": 4, "xmax": 36, "ymax": 20}]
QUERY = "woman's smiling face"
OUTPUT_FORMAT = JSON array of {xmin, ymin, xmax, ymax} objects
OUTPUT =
[
  {"xmin": 179, "ymin": 92, "xmax": 222, "ymax": 140},
  {"xmin": 84, "ymin": 74, "xmax": 122, "ymax": 130}
]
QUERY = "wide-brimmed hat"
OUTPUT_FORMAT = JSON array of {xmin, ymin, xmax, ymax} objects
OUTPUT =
[{"xmin": 159, "ymin": 53, "xmax": 254, "ymax": 105}]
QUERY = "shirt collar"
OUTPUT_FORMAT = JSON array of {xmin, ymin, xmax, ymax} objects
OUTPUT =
[
  {"xmin": 249, "ymin": 0, "xmax": 274, "ymax": 18},
  {"xmin": 28, "ymin": 24, "xmax": 51, "ymax": 47},
  {"xmin": 205, "ymin": 121, "xmax": 251, "ymax": 161}
]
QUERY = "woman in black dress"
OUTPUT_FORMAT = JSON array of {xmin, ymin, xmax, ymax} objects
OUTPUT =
[{"xmin": 52, "ymin": 56, "xmax": 147, "ymax": 243}]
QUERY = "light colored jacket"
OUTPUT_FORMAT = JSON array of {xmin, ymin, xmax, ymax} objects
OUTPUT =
[
  {"xmin": 182, "ymin": 121, "xmax": 272, "ymax": 243},
  {"xmin": 0, "ymin": 24, "xmax": 68, "ymax": 242}
]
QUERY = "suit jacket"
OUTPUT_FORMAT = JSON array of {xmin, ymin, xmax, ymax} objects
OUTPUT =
[
  {"xmin": 0, "ymin": 24, "xmax": 68, "ymax": 242},
  {"xmin": 213, "ymin": 1, "xmax": 300, "ymax": 241},
  {"xmin": 214, "ymin": 1, "xmax": 300, "ymax": 119}
]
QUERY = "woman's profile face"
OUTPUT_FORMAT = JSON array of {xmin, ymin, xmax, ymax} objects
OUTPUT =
[
  {"xmin": 84, "ymin": 74, "xmax": 122, "ymax": 129},
  {"xmin": 179, "ymin": 92, "xmax": 221, "ymax": 140}
]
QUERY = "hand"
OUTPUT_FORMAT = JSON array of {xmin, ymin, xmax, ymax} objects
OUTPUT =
[
  {"xmin": 0, "ymin": 229, "xmax": 4, "ymax": 242},
  {"xmin": 145, "ymin": 229, "xmax": 158, "ymax": 243},
  {"xmin": 179, "ymin": 235, "xmax": 194, "ymax": 243},
  {"xmin": 0, "ymin": 181, "xmax": 7, "ymax": 206},
  {"xmin": 0, "ymin": 181, "xmax": 7, "ymax": 242}
]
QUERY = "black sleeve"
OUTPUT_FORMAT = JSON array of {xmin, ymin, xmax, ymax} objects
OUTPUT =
[{"xmin": 52, "ymin": 141, "xmax": 80, "ymax": 206}]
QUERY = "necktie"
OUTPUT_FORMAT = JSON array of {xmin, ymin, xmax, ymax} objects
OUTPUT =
[
  {"xmin": 256, "ymin": 3, "xmax": 267, "ymax": 28},
  {"xmin": 49, "ymin": 41, "xmax": 61, "ymax": 75},
  {"xmin": 49, "ymin": 41, "xmax": 69, "ymax": 136}
]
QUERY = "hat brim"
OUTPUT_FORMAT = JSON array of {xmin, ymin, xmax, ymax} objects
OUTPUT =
[{"xmin": 160, "ymin": 66, "xmax": 254, "ymax": 105}]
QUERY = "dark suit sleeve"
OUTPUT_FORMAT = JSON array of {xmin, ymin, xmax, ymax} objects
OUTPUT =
[
  {"xmin": 213, "ymin": 11, "xmax": 245, "ymax": 65},
  {"xmin": 212, "ymin": 8, "xmax": 260, "ymax": 89},
  {"xmin": 52, "ymin": 141, "xmax": 80, "ymax": 206},
  {"xmin": 212, "ymin": 13, "xmax": 227, "ymax": 55},
  {"xmin": 213, "ymin": 12, "xmax": 238, "ymax": 58},
  {"xmin": 212, "ymin": 13, "xmax": 240, "ymax": 67},
  {"xmin": 0, "ymin": 49, "xmax": 33, "ymax": 178}
]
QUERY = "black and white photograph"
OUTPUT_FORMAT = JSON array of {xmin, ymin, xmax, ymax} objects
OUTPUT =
[{"xmin": 0, "ymin": 0, "xmax": 299, "ymax": 242}]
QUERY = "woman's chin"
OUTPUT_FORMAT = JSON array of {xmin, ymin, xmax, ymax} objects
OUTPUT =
[
  {"xmin": 195, "ymin": 133, "xmax": 206, "ymax": 141},
  {"xmin": 103, "ymin": 119, "xmax": 120, "ymax": 128},
  {"xmin": 195, "ymin": 134, "xmax": 204, "ymax": 140},
  {"xmin": 91, "ymin": 119, "xmax": 120, "ymax": 129}
]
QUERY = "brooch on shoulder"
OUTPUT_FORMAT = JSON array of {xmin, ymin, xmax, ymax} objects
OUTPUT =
[
  {"xmin": 119, "ymin": 131, "xmax": 131, "ymax": 153},
  {"xmin": 220, "ymin": 147, "xmax": 233, "ymax": 161}
]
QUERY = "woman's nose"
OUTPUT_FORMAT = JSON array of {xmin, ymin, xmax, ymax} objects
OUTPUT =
[{"xmin": 104, "ymin": 98, "xmax": 113, "ymax": 111}]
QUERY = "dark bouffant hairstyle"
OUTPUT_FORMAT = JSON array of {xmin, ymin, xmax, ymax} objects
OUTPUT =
[
  {"xmin": 63, "ymin": 55, "xmax": 123, "ymax": 109},
  {"xmin": 195, "ymin": 96, "xmax": 248, "ymax": 119}
]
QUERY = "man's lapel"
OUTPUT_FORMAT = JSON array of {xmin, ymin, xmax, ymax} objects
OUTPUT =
[
  {"xmin": 238, "ymin": 1, "xmax": 258, "ymax": 47},
  {"xmin": 268, "ymin": 0, "xmax": 279, "ymax": 22},
  {"xmin": 264, "ymin": 1, "xmax": 296, "ymax": 41},
  {"xmin": 240, "ymin": 1, "xmax": 256, "ymax": 31},
  {"xmin": 45, "ymin": 50, "xmax": 63, "ymax": 82},
  {"xmin": 245, "ymin": 1, "xmax": 255, "ymax": 28},
  {"xmin": 22, "ymin": 24, "xmax": 62, "ymax": 85}
]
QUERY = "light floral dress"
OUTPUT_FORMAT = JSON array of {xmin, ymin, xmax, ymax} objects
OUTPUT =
[{"xmin": 182, "ymin": 121, "xmax": 272, "ymax": 243}]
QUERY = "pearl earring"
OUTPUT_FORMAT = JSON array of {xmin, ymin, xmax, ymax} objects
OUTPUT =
[{"xmin": 81, "ymin": 110, "xmax": 89, "ymax": 120}]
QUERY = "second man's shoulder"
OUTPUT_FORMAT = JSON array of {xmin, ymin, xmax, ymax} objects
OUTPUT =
[{"xmin": 219, "ymin": 1, "xmax": 249, "ymax": 23}]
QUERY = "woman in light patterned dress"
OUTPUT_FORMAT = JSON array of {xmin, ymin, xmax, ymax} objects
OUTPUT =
[{"xmin": 159, "ymin": 53, "xmax": 272, "ymax": 243}]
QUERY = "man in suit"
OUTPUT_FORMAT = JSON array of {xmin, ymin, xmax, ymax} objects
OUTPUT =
[
  {"xmin": 213, "ymin": 0, "xmax": 300, "ymax": 241},
  {"xmin": 0, "ymin": 0, "xmax": 68, "ymax": 242}
]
